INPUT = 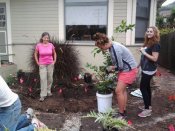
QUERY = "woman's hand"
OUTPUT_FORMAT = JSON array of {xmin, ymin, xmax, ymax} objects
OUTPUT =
[
  {"xmin": 36, "ymin": 62, "xmax": 39, "ymax": 66},
  {"xmin": 53, "ymin": 60, "xmax": 56, "ymax": 65},
  {"xmin": 139, "ymin": 47, "xmax": 147, "ymax": 55},
  {"xmin": 106, "ymin": 66, "xmax": 115, "ymax": 73}
]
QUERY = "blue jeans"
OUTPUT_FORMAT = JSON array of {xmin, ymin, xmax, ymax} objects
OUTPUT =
[
  {"xmin": 0, "ymin": 98, "xmax": 35, "ymax": 131},
  {"xmin": 16, "ymin": 114, "xmax": 35, "ymax": 131},
  {"xmin": 0, "ymin": 98, "xmax": 21, "ymax": 131}
]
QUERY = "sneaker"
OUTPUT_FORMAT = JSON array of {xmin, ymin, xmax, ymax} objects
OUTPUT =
[
  {"xmin": 138, "ymin": 106, "xmax": 152, "ymax": 111},
  {"xmin": 39, "ymin": 97, "xmax": 45, "ymax": 102},
  {"xmin": 113, "ymin": 112, "xmax": 127, "ymax": 120},
  {"xmin": 32, "ymin": 118, "xmax": 47, "ymax": 128},
  {"xmin": 47, "ymin": 92, "xmax": 52, "ymax": 96},
  {"xmin": 138, "ymin": 109, "xmax": 152, "ymax": 117},
  {"xmin": 26, "ymin": 108, "xmax": 35, "ymax": 119}
]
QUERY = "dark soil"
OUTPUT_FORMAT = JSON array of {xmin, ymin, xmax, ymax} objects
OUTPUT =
[{"xmin": 12, "ymin": 67, "xmax": 175, "ymax": 131}]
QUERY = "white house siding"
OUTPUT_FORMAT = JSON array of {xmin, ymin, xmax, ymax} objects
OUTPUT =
[
  {"xmin": 9, "ymin": 0, "xmax": 138, "ymax": 72},
  {"xmin": 12, "ymin": 44, "xmax": 34, "ymax": 71},
  {"xmin": 10, "ymin": 0, "xmax": 59, "ymax": 70},
  {"xmin": 74, "ymin": 45, "xmax": 105, "ymax": 73},
  {"xmin": 113, "ymin": 0, "xmax": 127, "ymax": 44},
  {"xmin": 10, "ymin": 0, "xmax": 59, "ymax": 43}
]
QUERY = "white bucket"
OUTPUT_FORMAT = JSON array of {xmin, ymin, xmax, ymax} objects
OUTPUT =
[{"xmin": 96, "ymin": 92, "xmax": 113, "ymax": 113}]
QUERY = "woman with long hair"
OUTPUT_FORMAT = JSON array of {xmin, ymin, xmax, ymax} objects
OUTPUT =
[{"xmin": 138, "ymin": 26, "xmax": 160, "ymax": 117}]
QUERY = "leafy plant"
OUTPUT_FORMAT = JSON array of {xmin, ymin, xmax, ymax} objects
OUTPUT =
[
  {"xmin": 115, "ymin": 20, "xmax": 135, "ymax": 33},
  {"xmin": 167, "ymin": 7, "xmax": 175, "ymax": 27},
  {"xmin": 6, "ymin": 74, "xmax": 17, "ymax": 86},
  {"xmin": 156, "ymin": 15, "xmax": 165, "ymax": 29},
  {"xmin": 83, "ymin": 109, "xmax": 130, "ymax": 130},
  {"xmin": 159, "ymin": 28, "xmax": 175, "ymax": 35},
  {"xmin": 86, "ymin": 48, "xmax": 116, "ymax": 94},
  {"xmin": 112, "ymin": 20, "xmax": 135, "ymax": 41}
]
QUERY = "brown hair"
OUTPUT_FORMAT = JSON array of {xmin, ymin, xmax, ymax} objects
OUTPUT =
[
  {"xmin": 93, "ymin": 32, "xmax": 109, "ymax": 46},
  {"xmin": 143, "ymin": 26, "xmax": 160, "ymax": 47},
  {"xmin": 40, "ymin": 32, "xmax": 51, "ymax": 43}
]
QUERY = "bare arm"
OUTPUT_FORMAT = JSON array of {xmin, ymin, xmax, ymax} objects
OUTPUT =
[
  {"xmin": 144, "ymin": 52, "xmax": 159, "ymax": 62},
  {"xmin": 137, "ymin": 62, "xmax": 141, "ymax": 68},
  {"xmin": 34, "ymin": 49, "xmax": 39, "ymax": 65},
  {"xmin": 53, "ymin": 48, "xmax": 57, "ymax": 64}
]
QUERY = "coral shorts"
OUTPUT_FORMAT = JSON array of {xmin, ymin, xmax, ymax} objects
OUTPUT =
[{"xmin": 118, "ymin": 68, "xmax": 138, "ymax": 85}]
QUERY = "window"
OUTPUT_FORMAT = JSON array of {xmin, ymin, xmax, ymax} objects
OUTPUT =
[
  {"xmin": 0, "ymin": 3, "xmax": 6, "ymax": 29},
  {"xmin": 135, "ymin": 0, "xmax": 150, "ymax": 43},
  {"xmin": 65, "ymin": 0, "xmax": 108, "ymax": 41},
  {"xmin": 0, "ymin": 3, "xmax": 7, "ymax": 54}
]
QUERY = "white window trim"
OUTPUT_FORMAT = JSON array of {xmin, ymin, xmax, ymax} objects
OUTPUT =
[
  {"xmin": 149, "ymin": 0, "xmax": 157, "ymax": 26},
  {"xmin": 126, "ymin": 0, "xmax": 136, "ymax": 45},
  {"xmin": 58, "ymin": 0, "xmax": 65, "ymax": 41},
  {"xmin": 107, "ymin": 0, "xmax": 113, "ymax": 39},
  {"xmin": 0, "ymin": 0, "xmax": 12, "ymax": 62},
  {"xmin": 126, "ymin": 0, "xmax": 157, "ymax": 45}
]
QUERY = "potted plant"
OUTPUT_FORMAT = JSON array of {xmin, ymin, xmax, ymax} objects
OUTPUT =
[
  {"xmin": 83, "ymin": 108, "xmax": 133, "ymax": 131},
  {"xmin": 86, "ymin": 48, "xmax": 116, "ymax": 113},
  {"xmin": 86, "ymin": 20, "xmax": 135, "ymax": 113}
]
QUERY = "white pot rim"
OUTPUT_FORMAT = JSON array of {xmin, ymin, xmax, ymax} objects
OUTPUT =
[{"xmin": 96, "ymin": 92, "xmax": 113, "ymax": 98}]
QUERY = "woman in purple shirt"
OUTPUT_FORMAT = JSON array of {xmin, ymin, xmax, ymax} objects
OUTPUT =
[{"xmin": 34, "ymin": 32, "xmax": 57, "ymax": 101}]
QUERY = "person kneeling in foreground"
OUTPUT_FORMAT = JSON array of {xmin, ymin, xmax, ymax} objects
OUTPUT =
[
  {"xmin": 0, "ymin": 75, "xmax": 46, "ymax": 131},
  {"xmin": 93, "ymin": 33, "xmax": 138, "ymax": 119}
]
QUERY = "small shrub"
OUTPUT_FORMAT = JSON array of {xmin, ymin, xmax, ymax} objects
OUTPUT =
[
  {"xmin": 6, "ymin": 74, "xmax": 17, "ymax": 86},
  {"xmin": 115, "ymin": 20, "xmax": 135, "ymax": 33},
  {"xmin": 86, "ymin": 48, "xmax": 116, "ymax": 94},
  {"xmin": 83, "ymin": 109, "xmax": 131, "ymax": 130},
  {"xmin": 159, "ymin": 28, "xmax": 175, "ymax": 35}
]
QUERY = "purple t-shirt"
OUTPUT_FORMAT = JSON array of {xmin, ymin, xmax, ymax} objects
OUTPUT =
[{"xmin": 36, "ymin": 43, "xmax": 55, "ymax": 65}]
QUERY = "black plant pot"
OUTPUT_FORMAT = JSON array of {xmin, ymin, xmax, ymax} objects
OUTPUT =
[
  {"xmin": 103, "ymin": 127, "xmax": 119, "ymax": 131},
  {"xmin": 84, "ymin": 73, "xmax": 92, "ymax": 83}
]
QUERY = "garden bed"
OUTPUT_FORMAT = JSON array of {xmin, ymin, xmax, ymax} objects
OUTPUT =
[{"xmin": 10, "ymin": 67, "xmax": 175, "ymax": 130}]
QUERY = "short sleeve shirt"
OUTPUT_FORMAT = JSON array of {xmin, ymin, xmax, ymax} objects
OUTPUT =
[
  {"xmin": 141, "ymin": 43, "xmax": 160, "ymax": 72},
  {"xmin": 36, "ymin": 43, "xmax": 55, "ymax": 65}
]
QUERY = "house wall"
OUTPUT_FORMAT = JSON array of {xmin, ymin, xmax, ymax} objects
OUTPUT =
[
  {"xmin": 10, "ymin": 0, "xmax": 59, "ymax": 71},
  {"xmin": 113, "ymin": 0, "xmax": 127, "ymax": 43},
  {"xmin": 10, "ymin": 0, "xmax": 136, "ymax": 71},
  {"xmin": 10, "ymin": 0, "xmax": 59, "ymax": 43}
]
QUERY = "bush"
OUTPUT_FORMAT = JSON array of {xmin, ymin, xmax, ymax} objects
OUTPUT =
[
  {"xmin": 83, "ymin": 109, "xmax": 130, "ymax": 130},
  {"xmin": 28, "ymin": 39, "xmax": 80, "ymax": 87},
  {"xmin": 159, "ymin": 28, "xmax": 175, "ymax": 35},
  {"xmin": 6, "ymin": 74, "xmax": 17, "ymax": 86}
]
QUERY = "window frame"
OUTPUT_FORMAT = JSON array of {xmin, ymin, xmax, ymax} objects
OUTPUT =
[
  {"xmin": 64, "ymin": 0, "xmax": 109, "ymax": 43},
  {"xmin": 135, "ymin": 0, "xmax": 151, "ymax": 43}
]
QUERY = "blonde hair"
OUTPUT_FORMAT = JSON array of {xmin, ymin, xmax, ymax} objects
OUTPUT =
[
  {"xmin": 93, "ymin": 32, "xmax": 109, "ymax": 46},
  {"xmin": 144, "ymin": 26, "xmax": 160, "ymax": 47}
]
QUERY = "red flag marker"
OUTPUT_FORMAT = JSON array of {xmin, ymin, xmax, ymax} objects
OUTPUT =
[
  {"xmin": 20, "ymin": 78, "xmax": 24, "ymax": 84},
  {"xmin": 127, "ymin": 120, "xmax": 132, "ymax": 125},
  {"xmin": 168, "ymin": 124, "xmax": 175, "ymax": 131}
]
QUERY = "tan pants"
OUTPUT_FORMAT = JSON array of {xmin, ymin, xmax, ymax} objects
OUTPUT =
[{"xmin": 39, "ymin": 64, "xmax": 54, "ymax": 97}]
